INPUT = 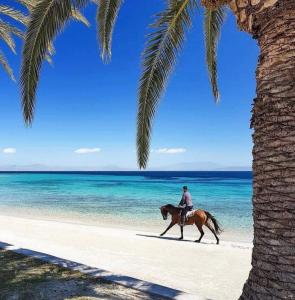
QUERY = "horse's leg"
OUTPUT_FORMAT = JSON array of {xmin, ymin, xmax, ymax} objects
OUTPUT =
[
  {"xmin": 205, "ymin": 223, "xmax": 219, "ymax": 245},
  {"xmin": 195, "ymin": 223, "xmax": 204, "ymax": 243},
  {"xmin": 160, "ymin": 221, "xmax": 175, "ymax": 236},
  {"xmin": 178, "ymin": 226, "xmax": 184, "ymax": 240}
]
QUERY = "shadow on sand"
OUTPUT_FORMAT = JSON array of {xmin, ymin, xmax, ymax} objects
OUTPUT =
[
  {"xmin": 136, "ymin": 234, "xmax": 217, "ymax": 245},
  {"xmin": 0, "ymin": 242, "xmax": 194, "ymax": 300}
]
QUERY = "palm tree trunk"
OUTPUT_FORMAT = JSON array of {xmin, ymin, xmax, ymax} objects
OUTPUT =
[{"xmin": 238, "ymin": 0, "xmax": 295, "ymax": 298}]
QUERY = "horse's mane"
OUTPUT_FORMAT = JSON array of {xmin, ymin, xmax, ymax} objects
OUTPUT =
[
  {"xmin": 165, "ymin": 204, "xmax": 175, "ymax": 208},
  {"xmin": 165, "ymin": 204, "xmax": 180, "ymax": 210}
]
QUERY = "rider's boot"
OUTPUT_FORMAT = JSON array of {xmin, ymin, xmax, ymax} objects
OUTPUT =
[{"xmin": 180, "ymin": 215, "xmax": 185, "ymax": 227}]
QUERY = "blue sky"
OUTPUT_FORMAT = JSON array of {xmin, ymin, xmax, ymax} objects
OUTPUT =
[{"xmin": 0, "ymin": 0, "xmax": 258, "ymax": 170}]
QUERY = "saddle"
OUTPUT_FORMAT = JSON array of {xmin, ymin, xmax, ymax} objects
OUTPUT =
[{"xmin": 186, "ymin": 210, "xmax": 195, "ymax": 219}]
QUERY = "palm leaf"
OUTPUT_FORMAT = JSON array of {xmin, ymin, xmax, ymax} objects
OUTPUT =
[
  {"xmin": 15, "ymin": 0, "xmax": 35, "ymax": 11},
  {"xmin": 0, "ymin": 2, "xmax": 29, "ymax": 81},
  {"xmin": 0, "ymin": 5, "xmax": 29, "ymax": 25},
  {"xmin": 0, "ymin": 49, "xmax": 15, "ymax": 81},
  {"xmin": 97, "ymin": 0, "xmax": 123, "ymax": 62},
  {"xmin": 0, "ymin": 20, "xmax": 24, "ymax": 39},
  {"xmin": 0, "ymin": 23, "xmax": 17, "ymax": 54},
  {"xmin": 137, "ymin": 0, "xmax": 197, "ymax": 169},
  {"xmin": 71, "ymin": 8, "xmax": 90, "ymax": 26},
  {"xmin": 204, "ymin": 6, "xmax": 226, "ymax": 101},
  {"xmin": 21, "ymin": 0, "xmax": 88, "ymax": 125},
  {"xmin": 17, "ymin": 0, "xmax": 88, "ymax": 26},
  {"xmin": 45, "ymin": 10, "xmax": 89, "ymax": 64},
  {"xmin": 17, "ymin": 0, "xmax": 89, "ymax": 62}
]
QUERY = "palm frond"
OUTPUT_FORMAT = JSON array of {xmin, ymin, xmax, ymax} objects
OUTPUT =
[
  {"xmin": 15, "ymin": 0, "xmax": 35, "ymax": 11},
  {"xmin": 21, "ymin": 0, "xmax": 88, "ymax": 125},
  {"xmin": 0, "ymin": 5, "xmax": 29, "ymax": 25},
  {"xmin": 0, "ymin": 20, "xmax": 24, "ymax": 39},
  {"xmin": 0, "ymin": 49, "xmax": 15, "ymax": 81},
  {"xmin": 47, "ymin": 42, "xmax": 56, "ymax": 56},
  {"xmin": 204, "ymin": 6, "xmax": 226, "ymax": 101},
  {"xmin": 29, "ymin": 5, "xmax": 89, "ymax": 66},
  {"xmin": 71, "ymin": 8, "xmax": 90, "ymax": 26},
  {"xmin": 0, "ymin": 3, "xmax": 28, "ymax": 81},
  {"xmin": 21, "ymin": 1, "xmax": 88, "ymax": 62},
  {"xmin": 0, "ymin": 24, "xmax": 16, "ymax": 53},
  {"xmin": 137, "ymin": 0, "xmax": 197, "ymax": 169},
  {"xmin": 18, "ymin": 0, "xmax": 90, "ymax": 26},
  {"xmin": 97, "ymin": 0, "xmax": 123, "ymax": 62}
]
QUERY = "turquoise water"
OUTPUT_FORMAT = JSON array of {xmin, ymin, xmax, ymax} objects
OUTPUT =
[{"xmin": 0, "ymin": 171, "xmax": 253, "ymax": 242}]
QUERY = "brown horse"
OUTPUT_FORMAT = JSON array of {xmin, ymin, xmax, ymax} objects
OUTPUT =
[{"xmin": 159, "ymin": 204, "xmax": 222, "ymax": 244}]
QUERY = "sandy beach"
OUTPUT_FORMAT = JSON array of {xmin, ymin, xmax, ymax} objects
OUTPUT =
[{"xmin": 0, "ymin": 214, "xmax": 251, "ymax": 300}]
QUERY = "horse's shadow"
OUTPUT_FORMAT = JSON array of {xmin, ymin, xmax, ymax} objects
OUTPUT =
[{"xmin": 136, "ymin": 233, "xmax": 214, "ymax": 245}]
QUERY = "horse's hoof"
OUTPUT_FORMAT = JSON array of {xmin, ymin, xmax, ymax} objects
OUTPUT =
[
  {"xmin": 160, "ymin": 234, "xmax": 164, "ymax": 237},
  {"xmin": 195, "ymin": 240, "xmax": 200, "ymax": 243},
  {"xmin": 216, "ymin": 241, "xmax": 219, "ymax": 245},
  {"xmin": 178, "ymin": 237, "xmax": 183, "ymax": 240}
]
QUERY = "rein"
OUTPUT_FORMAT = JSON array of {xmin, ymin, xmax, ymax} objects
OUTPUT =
[{"xmin": 165, "ymin": 204, "xmax": 181, "ymax": 215}]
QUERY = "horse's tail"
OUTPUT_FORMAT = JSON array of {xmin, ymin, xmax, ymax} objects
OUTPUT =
[{"xmin": 205, "ymin": 211, "xmax": 222, "ymax": 235}]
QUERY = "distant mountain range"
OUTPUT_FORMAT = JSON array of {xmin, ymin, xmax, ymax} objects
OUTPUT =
[
  {"xmin": 0, "ymin": 162, "xmax": 251, "ymax": 171},
  {"xmin": 149, "ymin": 162, "xmax": 251, "ymax": 171}
]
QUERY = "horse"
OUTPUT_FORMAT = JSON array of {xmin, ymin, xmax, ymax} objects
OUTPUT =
[{"xmin": 159, "ymin": 204, "xmax": 222, "ymax": 244}]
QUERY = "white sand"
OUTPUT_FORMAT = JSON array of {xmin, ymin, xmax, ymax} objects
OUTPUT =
[{"xmin": 0, "ymin": 215, "xmax": 252, "ymax": 300}]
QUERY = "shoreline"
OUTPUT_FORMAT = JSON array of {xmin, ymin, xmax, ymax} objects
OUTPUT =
[
  {"xmin": 0, "ymin": 214, "xmax": 252, "ymax": 299},
  {"xmin": 0, "ymin": 208, "xmax": 253, "ymax": 244}
]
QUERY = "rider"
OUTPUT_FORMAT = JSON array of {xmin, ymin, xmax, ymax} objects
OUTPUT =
[{"xmin": 178, "ymin": 186, "xmax": 193, "ymax": 226}]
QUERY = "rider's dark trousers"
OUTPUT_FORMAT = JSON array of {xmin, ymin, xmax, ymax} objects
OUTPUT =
[{"xmin": 180, "ymin": 205, "xmax": 193, "ymax": 225}]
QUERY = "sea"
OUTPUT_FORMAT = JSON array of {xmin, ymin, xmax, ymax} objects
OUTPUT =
[{"xmin": 0, "ymin": 171, "xmax": 253, "ymax": 243}]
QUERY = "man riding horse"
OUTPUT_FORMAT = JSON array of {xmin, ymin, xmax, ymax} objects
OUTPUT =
[
  {"xmin": 178, "ymin": 186, "xmax": 193, "ymax": 226},
  {"xmin": 159, "ymin": 187, "xmax": 221, "ymax": 243}
]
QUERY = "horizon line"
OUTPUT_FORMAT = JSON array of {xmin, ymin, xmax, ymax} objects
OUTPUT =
[{"xmin": 0, "ymin": 170, "xmax": 252, "ymax": 172}]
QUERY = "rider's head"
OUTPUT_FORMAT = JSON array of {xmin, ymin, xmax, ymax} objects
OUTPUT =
[{"xmin": 183, "ymin": 186, "xmax": 188, "ymax": 192}]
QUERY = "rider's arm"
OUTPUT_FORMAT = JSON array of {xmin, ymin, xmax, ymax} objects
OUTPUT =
[
  {"xmin": 178, "ymin": 194, "xmax": 183, "ymax": 205},
  {"xmin": 178, "ymin": 193, "xmax": 186, "ymax": 207},
  {"xmin": 183, "ymin": 192, "xmax": 188, "ymax": 205}
]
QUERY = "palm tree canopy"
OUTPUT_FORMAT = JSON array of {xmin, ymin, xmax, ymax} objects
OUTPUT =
[
  {"xmin": 0, "ymin": 2, "xmax": 28, "ymax": 80},
  {"xmin": 204, "ymin": 6, "xmax": 226, "ymax": 101},
  {"xmin": 21, "ymin": 0, "xmax": 90, "ymax": 125},
  {"xmin": 0, "ymin": 0, "xmax": 88, "ymax": 82},
  {"xmin": 21, "ymin": 0, "xmax": 123, "ymax": 125},
  {"xmin": 97, "ymin": 0, "xmax": 123, "ymax": 62},
  {"xmin": 137, "ymin": 2, "xmax": 226, "ymax": 168},
  {"xmin": 20, "ymin": 0, "xmax": 225, "ymax": 167},
  {"xmin": 137, "ymin": 0, "xmax": 197, "ymax": 169}
]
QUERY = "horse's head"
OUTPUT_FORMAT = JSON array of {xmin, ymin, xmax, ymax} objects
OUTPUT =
[{"xmin": 160, "ymin": 205, "xmax": 168, "ymax": 220}]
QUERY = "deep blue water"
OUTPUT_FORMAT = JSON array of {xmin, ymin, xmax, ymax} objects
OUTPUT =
[{"xmin": 0, "ymin": 171, "xmax": 253, "ymax": 241}]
